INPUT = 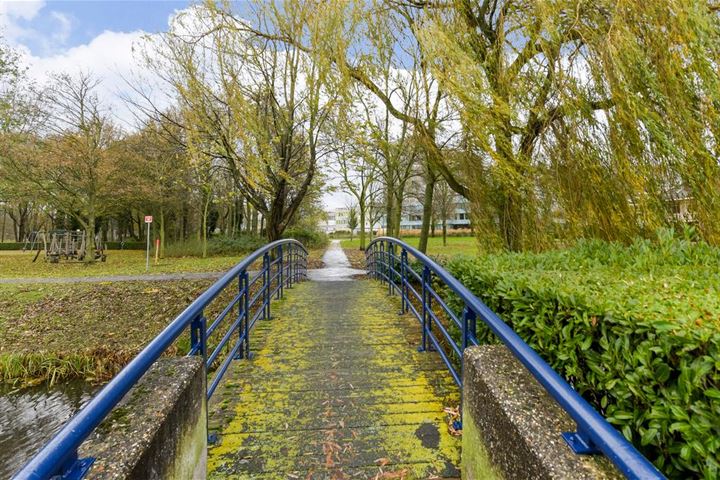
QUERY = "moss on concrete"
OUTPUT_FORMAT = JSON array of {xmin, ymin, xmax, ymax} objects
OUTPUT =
[
  {"xmin": 207, "ymin": 279, "xmax": 462, "ymax": 478},
  {"xmin": 462, "ymin": 410, "xmax": 503, "ymax": 480}
]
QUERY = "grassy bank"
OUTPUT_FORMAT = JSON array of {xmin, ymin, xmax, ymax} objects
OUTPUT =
[
  {"xmin": 341, "ymin": 236, "xmax": 478, "ymax": 258},
  {"xmin": 0, "ymin": 280, "xmax": 216, "ymax": 386}
]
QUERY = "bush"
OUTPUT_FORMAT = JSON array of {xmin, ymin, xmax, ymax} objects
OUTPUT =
[
  {"xmin": 397, "ymin": 228, "xmax": 473, "ymax": 238},
  {"xmin": 445, "ymin": 233, "xmax": 720, "ymax": 479},
  {"xmin": 164, "ymin": 235, "xmax": 266, "ymax": 257},
  {"xmin": 283, "ymin": 227, "xmax": 328, "ymax": 250},
  {"xmin": 206, "ymin": 235, "xmax": 266, "ymax": 256},
  {"xmin": 0, "ymin": 242, "xmax": 23, "ymax": 250}
]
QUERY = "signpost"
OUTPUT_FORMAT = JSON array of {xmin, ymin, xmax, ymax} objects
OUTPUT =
[{"xmin": 144, "ymin": 216, "xmax": 153, "ymax": 271}]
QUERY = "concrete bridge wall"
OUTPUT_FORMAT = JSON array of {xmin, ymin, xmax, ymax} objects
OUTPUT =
[
  {"xmin": 81, "ymin": 357, "xmax": 207, "ymax": 479},
  {"xmin": 462, "ymin": 345, "xmax": 620, "ymax": 480}
]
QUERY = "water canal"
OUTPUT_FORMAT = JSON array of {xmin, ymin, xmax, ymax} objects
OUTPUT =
[{"xmin": 0, "ymin": 381, "xmax": 97, "ymax": 477}]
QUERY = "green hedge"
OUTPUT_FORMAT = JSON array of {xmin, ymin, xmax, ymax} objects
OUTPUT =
[
  {"xmin": 446, "ymin": 235, "xmax": 720, "ymax": 479},
  {"xmin": 0, "ymin": 242, "xmax": 22, "ymax": 250},
  {"xmin": 283, "ymin": 227, "xmax": 329, "ymax": 250}
]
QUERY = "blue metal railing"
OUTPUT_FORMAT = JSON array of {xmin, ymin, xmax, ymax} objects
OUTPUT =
[
  {"xmin": 366, "ymin": 237, "xmax": 664, "ymax": 480},
  {"xmin": 14, "ymin": 239, "xmax": 308, "ymax": 480}
]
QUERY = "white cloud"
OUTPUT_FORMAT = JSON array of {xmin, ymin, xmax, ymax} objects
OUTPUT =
[
  {"xmin": 0, "ymin": 0, "xmax": 46, "ymax": 44},
  {"xmin": 17, "ymin": 29, "xmax": 152, "ymax": 129},
  {"xmin": 49, "ymin": 11, "xmax": 72, "ymax": 45}
]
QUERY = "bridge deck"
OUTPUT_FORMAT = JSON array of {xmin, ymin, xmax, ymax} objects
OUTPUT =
[{"xmin": 207, "ymin": 279, "xmax": 461, "ymax": 479}]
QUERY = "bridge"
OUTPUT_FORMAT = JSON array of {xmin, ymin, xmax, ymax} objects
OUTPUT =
[{"xmin": 14, "ymin": 238, "xmax": 665, "ymax": 480}]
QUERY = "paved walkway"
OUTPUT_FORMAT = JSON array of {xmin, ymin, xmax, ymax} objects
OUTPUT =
[
  {"xmin": 307, "ymin": 240, "xmax": 365, "ymax": 281},
  {"xmin": 207, "ymin": 277, "xmax": 461, "ymax": 478}
]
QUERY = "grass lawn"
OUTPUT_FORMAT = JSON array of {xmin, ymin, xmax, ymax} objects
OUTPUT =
[
  {"xmin": 0, "ymin": 248, "xmax": 326, "ymax": 279},
  {"xmin": 0, "ymin": 279, "xmax": 222, "ymax": 385},
  {"xmin": 340, "ymin": 236, "xmax": 478, "ymax": 259}
]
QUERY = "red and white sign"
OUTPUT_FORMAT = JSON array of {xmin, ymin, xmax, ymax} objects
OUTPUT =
[{"xmin": 144, "ymin": 215, "xmax": 153, "ymax": 223}]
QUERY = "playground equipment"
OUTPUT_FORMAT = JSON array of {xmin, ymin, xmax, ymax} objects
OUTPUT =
[{"xmin": 24, "ymin": 230, "xmax": 106, "ymax": 263}]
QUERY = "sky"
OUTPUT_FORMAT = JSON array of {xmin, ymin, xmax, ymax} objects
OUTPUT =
[{"xmin": 0, "ymin": 0, "xmax": 352, "ymax": 209}]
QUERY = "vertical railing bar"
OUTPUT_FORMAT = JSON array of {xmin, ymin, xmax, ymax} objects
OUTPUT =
[
  {"xmin": 399, "ymin": 248, "xmax": 408, "ymax": 314},
  {"xmin": 278, "ymin": 245, "xmax": 284, "ymax": 299},
  {"xmin": 388, "ymin": 242, "xmax": 393, "ymax": 295},
  {"xmin": 420, "ymin": 265, "xmax": 429, "ymax": 352},
  {"xmin": 243, "ymin": 270, "xmax": 250, "ymax": 358},
  {"xmin": 235, "ymin": 273, "xmax": 243, "ymax": 359},
  {"xmin": 263, "ymin": 252, "xmax": 270, "ymax": 320}
]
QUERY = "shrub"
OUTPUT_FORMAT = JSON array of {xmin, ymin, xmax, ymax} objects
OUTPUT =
[
  {"xmin": 164, "ymin": 235, "xmax": 266, "ymax": 257},
  {"xmin": 283, "ymin": 227, "xmax": 328, "ymax": 250},
  {"xmin": 206, "ymin": 235, "xmax": 266, "ymax": 255},
  {"xmin": 445, "ymin": 235, "xmax": 720, "ymax": 479}
]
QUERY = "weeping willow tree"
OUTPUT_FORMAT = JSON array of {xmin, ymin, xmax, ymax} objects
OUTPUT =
[
  {"xmin": 140, "ymin": 2, "xmax": 339, "ymax": 241},
  {"xmin": 416, "ymin": 0, "xmax": 720, "ymax": 249}
]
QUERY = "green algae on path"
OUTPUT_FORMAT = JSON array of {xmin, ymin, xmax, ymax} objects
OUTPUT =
[{"xmin": 207, "ymin": 280, "xmax": 461, "ymax": 479}]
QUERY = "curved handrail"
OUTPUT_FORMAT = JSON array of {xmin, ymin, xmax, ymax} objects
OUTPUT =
[
  {"xmin": 15, "ymin": 239, "xmax": 307, "ymax": 480},
  {"xmin": 366, "ymin": 236, "xmax": 664, "ymax": 480}
]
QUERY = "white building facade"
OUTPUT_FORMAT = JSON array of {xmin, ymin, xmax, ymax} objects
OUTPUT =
[{"xmin": 319, "ymin": 197, "xmax": 471, "ymax": 234}]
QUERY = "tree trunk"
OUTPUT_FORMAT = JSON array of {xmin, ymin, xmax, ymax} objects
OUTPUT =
[
  {"xmin": 250, "ymin": 208, "xmax": 258, "ymax": 235},
  {"xmin": 442, "ymin": 218, "xmax": 447, "ymax": 246},
  {"xmin": 159, "ymin": 207, "xmax": 166, "ymax": 258},
  {"xmin": 202, "ymin": 195, "xmax": 210, "ymax": 258},
  {"xmin": 385, "ymin": 192, "xmax": 393, "ymax": 237},
  {"xmin": 85, "ymin": 214, "xmax": 96, "ymax": 264},
  {"xmin": 392, "ymin": 187, "xmax": 405, "ymax": 238},
  {"xmin": 418, "ymin": 175, "xmax": 435, "ymax": 254},
  {"xmin": 500, "ymin": 190, "xmax": 523, "ymax": 251},
  {"xmin": 359, "ymin": 206, "xmax": 366, "ymax": 250}
]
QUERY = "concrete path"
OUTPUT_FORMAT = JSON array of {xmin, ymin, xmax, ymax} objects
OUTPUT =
[
  {"xmin": 307, "ymin": 240, "xmax": 366, "ymax": 281},
  {"xmin": 0, "ymin": 271, "xmax": 226, "ymax": 285},
  {"xmin": 206, "ymin": 278, "xmax": 461, "ymax": 479}
]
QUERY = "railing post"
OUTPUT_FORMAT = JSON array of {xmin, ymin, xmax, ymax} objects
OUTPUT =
[
  {"xmin": 367, "ymin": 244, "xmax": 373, "ymax": 278},
  {"xmin": 287, "ymin": 244, "xmax": 295, "ymax": 288},
  {"xmin": 278, "ymin": 245, "xmax": 284, "ymax": 299},
  {"xmin": 190, "ymin": 311, "xmax": 207, "ymax": 397},
  {"xmin": 379, "ymin": 242, "xmax": 385, "ymax": 285},
  {"xmin": 419, "ymin": 266, "xmax": 430, "ymax": 352},
  {"xmin": 400, "ymin": 248, "xmax": 408, "ymax": 314},
  {"xmin": 462, "ymin": 306, "xmax": 477, "ymax": 351},
  {"xmin": 388, "ymin": 243, "xmax": 394, "ymax": 295},
  {"xmin": 563, "ymin": 426, "xmax": 600, "ymax": 455},
  {"xmin": 263, "ymin": 252, "xmax": 271, "ymax": 320},
  {"xmin": 190, "ymin": 311, "xmax": 207, "ymax": 360},
  {"xmin": 235, "ymin": 273, "xmax": 244, "ymax": 360},
  {"xmin": 457, "ymin": 304, "xmax": 477, "ymax": 429},
  {"xmin": 56, "ymin": 450, "xmax": 94, "ymax": 480},
  {"xmin": 242, "ymin": 270, "xmax": 251, "ymax": 359}
]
